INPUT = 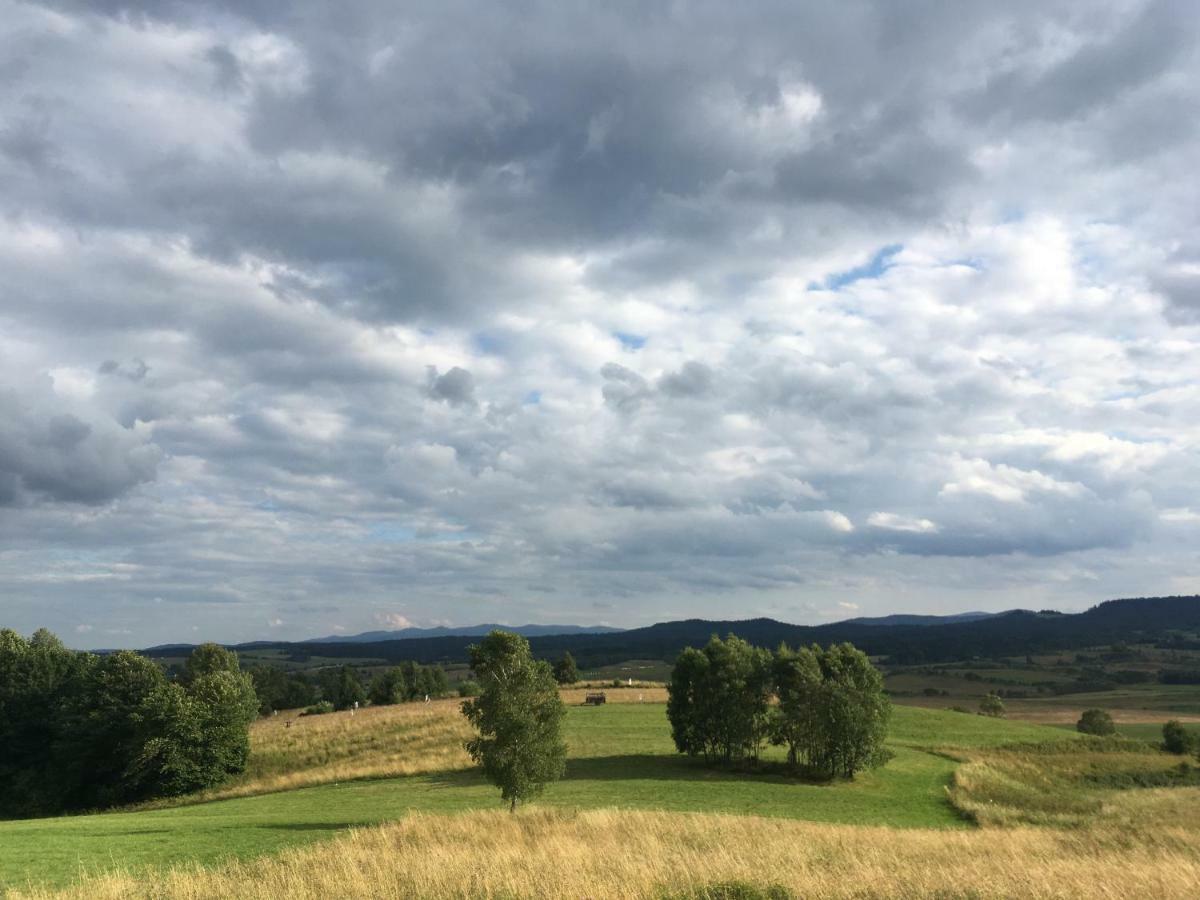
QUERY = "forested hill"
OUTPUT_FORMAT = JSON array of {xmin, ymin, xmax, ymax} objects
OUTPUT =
[{"xmin": 143, "ymin": 595, "xmax": 1200, "ymax": 668}]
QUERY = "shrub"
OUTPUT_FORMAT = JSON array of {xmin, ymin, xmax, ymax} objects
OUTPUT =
[
  {"xmin": 1162, "ymin": 719, "xmax": 1195, "ymax": 755},
  {"xmin": 457, "ymin": 679, "xmax": 481, "ymax": 697},
  {"xmin": 979, "ymin": 693, "xmax": 1005, "ymax": 717},
  {"xmin": 301, "ymin": 701, "xmax": 335, "ymax": 716},
  {"xmin": 1076, "ymin": 708, "xmax": 1116, "ymax": 736}
]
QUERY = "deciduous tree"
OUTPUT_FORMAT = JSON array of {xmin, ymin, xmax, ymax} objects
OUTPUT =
[{"xmin": 461, "ymin": 631, "xmax": 566, "ymax": 811}]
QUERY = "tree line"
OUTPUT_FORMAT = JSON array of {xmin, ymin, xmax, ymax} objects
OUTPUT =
[
  {"xmin": 0, "ymin": 630, "xmax": 257, "ymax": 817},
  {"xmin": 667, "ymin": 635, "xmax": 891, "ymax": 778},
  {"xmin": 247, "ymin": 660, "xmax": 450, "ymax": 715}
]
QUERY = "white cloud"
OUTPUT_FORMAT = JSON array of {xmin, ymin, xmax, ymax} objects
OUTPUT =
[{"xmin": 867, "ymin": 513, "xmax": 940, "ymax": 534}]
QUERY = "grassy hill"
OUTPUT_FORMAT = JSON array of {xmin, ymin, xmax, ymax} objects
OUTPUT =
[
  {"xmin": 0, "ymin": 700, "xmax": 1072, "ymax": 893},
  {"xmin": 4, "ymin": 693, "xmax": 1200, "ymax": 898}
]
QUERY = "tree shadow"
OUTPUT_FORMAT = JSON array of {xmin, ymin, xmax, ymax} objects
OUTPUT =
[
  {"xmin": 256, "ymin": 822, "xmax": 365, "ymax": 832},
  {"xmin": 564, "ymin": 754, "xmax": 838, "ymax": 786},
  {"xmin": 428, "ymin": 755, "xmax": 837, "ymax": 788}
]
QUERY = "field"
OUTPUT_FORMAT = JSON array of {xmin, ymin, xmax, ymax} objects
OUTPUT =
[{"xmin": 3, "ymin": 691, "xmax": 1200, "ymax": 898}]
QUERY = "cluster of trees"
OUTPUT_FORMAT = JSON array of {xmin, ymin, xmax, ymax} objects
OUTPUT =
[
  {"xmin": 667, "ymin": 636, "xmax": 891, "ymax": 778},
  {"xmin": 367, "ymin": 662, "xmax": 449, "ymax": 707},
  {"xmin": 247, "ymin": 661, "xmax": 450, "ymax": 715},
  {"xmin": 0, "ymin": 630, "xmax": 257, "ymax": 817}
]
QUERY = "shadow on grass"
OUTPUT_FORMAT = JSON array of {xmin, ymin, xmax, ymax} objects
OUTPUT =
[
  {"xmin": 256, "ymin": 822, "xmax": 363, "ymax": 832},
  {"xmin": 428, "ymin": 755, "xmax": 838, "ymax": 789}
]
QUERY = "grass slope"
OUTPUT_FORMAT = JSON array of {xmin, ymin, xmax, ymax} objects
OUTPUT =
[
  {"xmin": 0, "ymin": 703, "xmax": 1065, "ymax": 891},
  {"xmin": 13, "ymin": 805, "xmax": 1200, "ymax": 900}
]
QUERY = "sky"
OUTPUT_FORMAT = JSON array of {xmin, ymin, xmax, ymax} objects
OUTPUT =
[{"xmin": 2, "ymin": 0, "xmax": 1200, "ymax": 648}]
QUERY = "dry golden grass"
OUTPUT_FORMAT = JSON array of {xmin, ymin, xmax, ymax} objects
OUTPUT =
[
  {"xmin": 145, "ymin": 698, "xmax": 474, "ymax": 805},
  {"xmin": 16, "ymin": 806, "xmax": 1200, "ymax": 900}
]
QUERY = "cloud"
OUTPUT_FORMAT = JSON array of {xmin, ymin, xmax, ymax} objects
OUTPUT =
[
  {"xmin": 0, "ymin": 386, "xmax": 160, "ymax": 507},
  {"xmin": 867, "ymin": 513, "xmax": 939, "ymax": 534},
  {"xmin": 1, "ymin": 0, "xmax": 1199, "ymax": 645},
  {"xmin": 374, "ymin": 612, "xmax": 414, "ymax": 630},
  {"xmin": 427, "ymin": 367, "xmax": 476, "ymax": 406}
]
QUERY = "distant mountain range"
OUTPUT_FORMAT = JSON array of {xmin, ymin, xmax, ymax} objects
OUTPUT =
[
  {"xmin": 302, "ymin": 623, "xmax": 624, "ymax": 643},
  {"xmin": 841, "ymin": 611, "xmax": 1001, "ymax": 627},
  {"xmin": 138, "ymin": 595, "xmax": 1200, "ymax": 668}
]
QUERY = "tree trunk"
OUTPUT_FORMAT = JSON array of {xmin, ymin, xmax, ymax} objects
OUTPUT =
[{"xmin": 510, "ymin": 796, "xmax": 517, "ymax": 813}]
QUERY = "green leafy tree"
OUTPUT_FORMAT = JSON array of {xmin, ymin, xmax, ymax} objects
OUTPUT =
[
  {"xmin": 667, "ymin": 635, "xmax": 772, "ymax": 764},
  {"xmin": 0, "ymin": 629, "xmax": 85, "ymax": 816},
  {"xmin": 320, "ymin": 665, "xmax": 366, "ymax": 710},
  {"xmin": 771, "ymin": 644, "xmax": 824, "ymax": 767},
  {"xmin": 0, "ymin": 632, "xmax": 259, "ymax": 815},
  {"xmin": 368, "ymin": 667, "xmax": 411, "ymax": 706},
  {"xmin": 552, "ymin": 652, "xmax": 580, "ymax": 685},
  {"xmin": 1076, "ymin": 708, "xmax": 1116, "ymax": 736},
  {"xmin": 809, "ymin": 643, "xmax": 892, "ymax": 779},
  {"xmin": 978, "ymin": 693, "xmax": 1006, "ymax": 718},
  {"xmin": 183, "ymin": 643, "xmax": 241, "ymax": 682},
  {"xmin": 248, "ymin": 665, "xmax": 316, "ymax": 715},
  {"xmin": 461, "ymin": 631, "xmax": 567, "ymax": 811},
  {"xmin": 1162, "ymin": 719, "xmax": 1194, "ymax": 755}
]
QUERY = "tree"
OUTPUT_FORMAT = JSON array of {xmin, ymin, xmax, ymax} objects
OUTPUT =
[
  {"xmin": 368, "ymin": 667, "xmax": 410, "ymax": 706},
  {"xmin": 1076, "ymin": 708, "xmax": 1116, "ymax": 736},
  {"xmin": 978, "ymin": 693, "xmax": 1006, "ymax": 718},
  {"xmin": 0, "ymin": 631, "xmax": 259, "ymax": 816},
  {"xmin": 1162, "ymin": 719, "xmax": 1194, "ymax": 755},
  {"xmin": 808, "ymin": 643, "xmax": 892, "ymax": 779},
  {"xmin": 667, "ymin": 635, "xmax": 772, "ymax": 764},
  {"xmin": 321, "ymin": 665, "xmax": 366, "ymax": 710},
  {"xmin": 461, "ymin": 631, "xmax": 566, "ymax": 811},
  {"xmin": 552, "ymin": 652, "xmax": 579, "ymax": 685},
  {"xmin": 182, "ymin": 643, "xmax": 241, "ymax": 683},
  {"xmin": 771, "ymin": 644, "xmax": 824, "ymax": 768},
  {"xmin": 248, "ymin": 665, "xmax": 316, "ymax": 715}
]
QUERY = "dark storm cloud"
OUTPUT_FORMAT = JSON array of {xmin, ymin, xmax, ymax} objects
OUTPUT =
[{"xmin": 0, "ymin": 390, "xmax": 160, "ymax": 506}]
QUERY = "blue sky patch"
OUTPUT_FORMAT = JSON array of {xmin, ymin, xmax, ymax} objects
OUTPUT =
[{"xmin": 817, "ymin": 244, "xmax": 903, "ymax": 290}]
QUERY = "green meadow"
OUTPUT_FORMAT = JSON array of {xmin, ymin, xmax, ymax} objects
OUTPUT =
[{"xmin": 0, "ymin": 703, "xmax": 1072, "ymax": 892}]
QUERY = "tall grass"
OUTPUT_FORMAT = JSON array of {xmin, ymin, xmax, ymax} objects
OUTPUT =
[
  {"xmin": 140, "ymin": 699, "xmax": 474, "ymax": 806},
  {"xmin": 947, "ymin": 738, "xmax": 1200, "ymax": 828},
  {"xmin": 14, "ymin": 806, "xmax": 1200, "ymax": 899}
]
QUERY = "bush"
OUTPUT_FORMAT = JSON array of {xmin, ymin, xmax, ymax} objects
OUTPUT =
[
  {"xmin": 1076, "ymin": 708, "xmax": 1116, "ymax": 736},
  {"xmin": 301, "ymin": 700, "xmax": 335, "ymax": 716},
  {"xmin": 457, "ymin": 679, "xmax": 481, "ymax": 697},
  {"xmin": 1162, "ymin": 719, "xmax": 1195, "ymax": 755},
  {"xmin": 978, "ymin": 693, "xmax": 1005, "ymax": 717}
]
